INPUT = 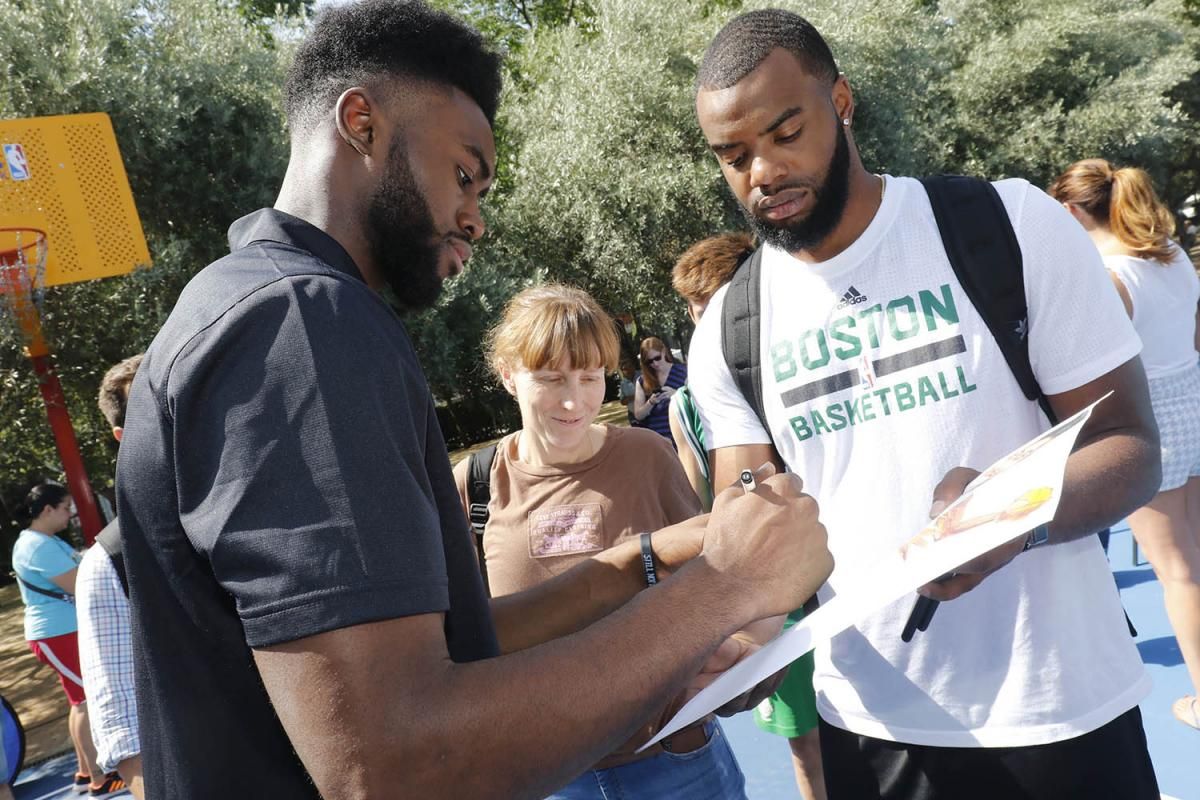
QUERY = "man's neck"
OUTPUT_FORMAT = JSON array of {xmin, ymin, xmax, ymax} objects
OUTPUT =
[
  {"xmin": 787, "ymin": 167, "xmax": 883, "ymax": 264},
  {"xmin": 274, "ymin": 148, "xmax": 382, "ymax": 289}
]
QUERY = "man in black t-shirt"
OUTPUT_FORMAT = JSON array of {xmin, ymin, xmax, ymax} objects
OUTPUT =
[{"xmin": 116, "ymin": 2, "xmax": 833, "ymax": 798}]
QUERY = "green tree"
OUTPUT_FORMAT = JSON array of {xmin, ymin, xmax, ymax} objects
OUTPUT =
[
  {"xmin": 932, "ymin": 0, "xmax": 1198, "ymax": 197},
  {"xmin": 464, "ymin": 0, "xmax": 1196, "ymax": 355},
  {"xmin": 235, "ymin": 0, "xmax": 314, "ymax": 21},
  {"xmin": 429, "ymin": 0, "xmax": 598, "ymax": 56},
  {"xmin": 0, "ymin": 0, "xmax": 301, "ymax": 557}
]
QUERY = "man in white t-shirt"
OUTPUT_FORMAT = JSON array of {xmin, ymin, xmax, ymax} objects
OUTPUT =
[{"xmin": 687, "ymin": 10, "xmax": 1163, "ymax": 799}]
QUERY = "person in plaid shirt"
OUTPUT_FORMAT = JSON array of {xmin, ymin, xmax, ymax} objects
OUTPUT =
[{"xmin": 76, "ymin": 354, "xmax": 143, "ymax": 799}]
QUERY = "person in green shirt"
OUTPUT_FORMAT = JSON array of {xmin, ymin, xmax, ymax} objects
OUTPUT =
[{"xmin": 672, "ymin": 232, "xmax": 825, "ymax": 800}]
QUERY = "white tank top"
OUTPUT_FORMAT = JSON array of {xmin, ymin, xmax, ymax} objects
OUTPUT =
[{"xmin": 1105, "ymin": 246, "xmax": 1199, "ymax": 379}]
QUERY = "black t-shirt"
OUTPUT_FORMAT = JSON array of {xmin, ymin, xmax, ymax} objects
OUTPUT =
[{"xmin": 116, "ymin": 209, "xmax": 498, "ymax": 798}]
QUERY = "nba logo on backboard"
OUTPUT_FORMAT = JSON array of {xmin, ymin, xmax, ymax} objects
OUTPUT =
[{"xmin": 3, "ymin": 143, "xmax": 30, "ymax": 181}]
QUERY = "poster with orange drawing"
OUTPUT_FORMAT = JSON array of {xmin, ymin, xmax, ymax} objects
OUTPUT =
[{"xmin": 643, "ymin": 393, "xmax": 1110, "ymax": 751}]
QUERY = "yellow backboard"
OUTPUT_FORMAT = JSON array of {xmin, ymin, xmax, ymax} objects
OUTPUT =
[{"xmin": 0, "ymin": 112, "xmax": 150, "ymax": 288}]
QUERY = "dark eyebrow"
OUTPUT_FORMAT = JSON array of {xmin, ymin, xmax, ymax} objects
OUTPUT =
[
  {"xmin": 761, "ymin": 106, "xmax": 804, "ymax": 135},
  {"xmin": 709, "ymin": 106, "xmax": 805, "ymax": 153},
  {"xmin": 465, "ymin": 144, "xmax": 493, "ymax": 183}
]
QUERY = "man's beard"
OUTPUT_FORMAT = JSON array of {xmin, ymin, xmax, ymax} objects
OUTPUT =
[
  {"xmin": 742, "ymin": 120, "xmax": 851, "ymax": 254},
  {"xmin": 366, "ymin": 136, "xmax": 446, "ymax": 310}
]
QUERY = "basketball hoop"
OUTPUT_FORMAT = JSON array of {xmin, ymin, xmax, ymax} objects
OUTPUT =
[{"xmin": 0, "ymin": 227, "xmax": 48, "ymax": 357}]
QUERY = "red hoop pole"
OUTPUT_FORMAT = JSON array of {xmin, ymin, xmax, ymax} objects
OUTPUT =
[{"xmin": 30, "ymin": 353, "xmax": 104, "ymax": 545}]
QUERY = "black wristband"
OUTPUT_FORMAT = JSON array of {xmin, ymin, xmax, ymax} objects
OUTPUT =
[{"xmin": 640, "ymin": 532, "xmax": 658, "ymax": 587}]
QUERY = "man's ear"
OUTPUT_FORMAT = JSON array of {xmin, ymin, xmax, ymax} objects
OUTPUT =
[
  {"xmin": 112, "ymin": 426, "xmax": 123, "ymax": 443},
  {"xmin": 832, "ymin": 73, "xmax": 855, "ymax": 126},
  {"xmin": 335, "ymin": 87, "xmax": 378, "ymax": 156}
]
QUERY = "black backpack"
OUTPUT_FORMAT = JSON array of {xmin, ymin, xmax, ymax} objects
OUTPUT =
[
  {"xmin": 95, "ymin": 519, "xmax": 129, "ymax": 598},
  {"xmin": 466, "ymin": 443, "xmax": 499, "ymax": 595}
]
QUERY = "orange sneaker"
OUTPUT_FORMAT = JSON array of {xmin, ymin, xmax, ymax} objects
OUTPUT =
[{"xmin": 88, "ymin": 773, "xmax": 129, "ymax": 798}]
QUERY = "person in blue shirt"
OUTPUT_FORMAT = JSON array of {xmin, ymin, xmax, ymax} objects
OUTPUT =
[{"xmin": 11, "ymin": 482, "xmax": 121, "ymax": 796}]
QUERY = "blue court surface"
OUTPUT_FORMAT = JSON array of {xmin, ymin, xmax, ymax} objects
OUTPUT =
[{"xmin": 12, "ymin": 527, "xmax": 1195, "ymax": 799}]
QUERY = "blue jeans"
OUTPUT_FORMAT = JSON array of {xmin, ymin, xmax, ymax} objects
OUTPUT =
[{"xmin": 547, "ymin": 720, "xmax": 747, "ymax": 800}]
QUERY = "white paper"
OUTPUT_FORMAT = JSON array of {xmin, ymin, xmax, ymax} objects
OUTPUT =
[{"xmin": 641, "ymin": 394, "xmax": 1108, "ymax": 750}]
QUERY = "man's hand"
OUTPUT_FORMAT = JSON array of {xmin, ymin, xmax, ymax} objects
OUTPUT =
[
  {"xmin": 702, "ymin": 463, "xmax": 832, "ymax": 621},
  {"xmin": 686, "ymin": 615, "xmax": 788, "ymax": 714},
  {"xmin": 650, "ymin": 514, "xmax": 707, "ymax": 580},
  {"xmin": 917, "ymin": 467, "xmax": 1025, "ymax": 601}
]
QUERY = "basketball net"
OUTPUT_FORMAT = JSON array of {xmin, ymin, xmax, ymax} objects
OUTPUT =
[{"xmin": 0, "ymin": 228, "xmax": 49, "ymax": 358}]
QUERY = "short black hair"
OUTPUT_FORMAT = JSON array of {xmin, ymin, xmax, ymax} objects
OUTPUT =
[
  {"xmin": 284, "ymin": 0, "xmax": 502, "ymax": 130},
  {"xmin": 697, "ymin": 9, "xmax": 839, "ymax": 92}
]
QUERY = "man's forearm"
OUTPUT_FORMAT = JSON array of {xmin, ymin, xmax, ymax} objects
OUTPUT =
[
  {"xmin": 272, "ymin": 558, "xmax": 753, "ymax": 800},
  {"xmin": 1038, "ymin": 358, "xmax": 1160, "ymax": 544},
  {"xmin": 490, "ymin": 517, "xmax": 705, "ymax": 653},
  {"xmin": 420, "ymin": 559, "xmax": 748, "ymax": 799},
  {"xmin": 1048, "ymin": 426, "xmax": 1159, "ymax": 543}
]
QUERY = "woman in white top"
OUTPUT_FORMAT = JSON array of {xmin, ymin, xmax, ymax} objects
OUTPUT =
[{"xmin": 1052, "ymin": 159, "xmax": 1200, "ymax": 731}]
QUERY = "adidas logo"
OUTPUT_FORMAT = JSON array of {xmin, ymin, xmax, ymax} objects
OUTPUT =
[{"xmin": 836, "ymin": 285, "xmax": 869, "ymax": 309}]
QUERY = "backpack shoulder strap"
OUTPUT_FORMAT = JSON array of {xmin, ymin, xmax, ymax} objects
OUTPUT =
[
  {"xmin": 95, "ymin": 519, "xmax": 129, "ymax": 598},
  {"xmin": 919, "ymin": 175, "xmax": 1056, "ymax": 423},
  {"xmin": 466, "ymin": 443, "xmax": 499, "ymax": 594},
  {"xmin": 13, "ymin": 572, "xmax": 71, "ymax": 603},
  {"xmin": 721, "ymin": 247, "xmax": 770, "ymax": 436}
]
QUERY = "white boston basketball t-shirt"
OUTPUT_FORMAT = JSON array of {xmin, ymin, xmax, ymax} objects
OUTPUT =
[{"xmin": 688, "ymin": 177, "xmax": 1149, "ymax": 747}]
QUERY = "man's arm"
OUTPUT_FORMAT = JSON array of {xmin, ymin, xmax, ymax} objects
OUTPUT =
[
  {"xmin": 1041, "ymin": 355, "xmax": 1159, "ymax": 539},
  {"xmin": 254, "ymin": 470, "xmax": 832, "ymax": 800},
  {"xmin": 488, "ymin": 514, "xmax": 706, "ymax": 653},
  {"xmin": 710, "ymin": 444, "xmax": 786, "ymax": 491},
  {"xmin": 450, "ymin": 457, "xmax": 707, "ymax": 654},
  {"xmin": 669, "ymin": 408, "xmax": 713, "ymax": 512},
  {"xmin": 923, "ymin": 356, "xmax": 1159, "ymax": 600}
]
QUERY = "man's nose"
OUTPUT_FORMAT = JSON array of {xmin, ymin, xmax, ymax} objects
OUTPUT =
[
  {"xmin": 750, "ymin": 154, "xmax": 787, "ymax": 194},
  {"xmin": 459, "ymin": 204, "xmax": 485, "ymax": 241}
]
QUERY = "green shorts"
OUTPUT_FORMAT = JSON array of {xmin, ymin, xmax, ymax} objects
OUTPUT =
[{"xmin": 752, "ymin": 607, "xmax": 818, "ymax": 738}]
